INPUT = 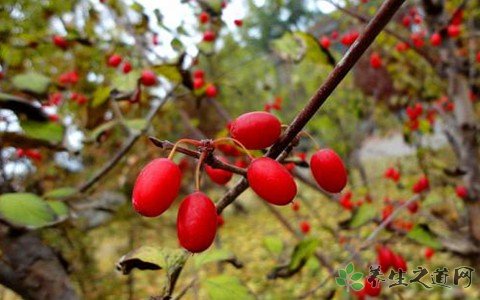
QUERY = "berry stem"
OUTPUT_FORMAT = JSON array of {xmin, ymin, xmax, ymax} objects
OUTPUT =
[
  {"xmin": 195, "ymin": 150, "xmax": 208, "ymax": 191},
  {"xmin": 300, "ymin": 131, "xmax": 321, "ymax": 150},
  {"xmin": 214, "ymin": 137, "xmax": 254, "ymax": 160},
  {"xmin": 167, "ymin": 139, "xmax": 201, "ymax": 160}
]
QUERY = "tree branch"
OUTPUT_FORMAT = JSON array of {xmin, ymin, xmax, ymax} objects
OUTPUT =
[{"xmin": 216, "ymin": 0, "xmax": 406, "ymax": 214}]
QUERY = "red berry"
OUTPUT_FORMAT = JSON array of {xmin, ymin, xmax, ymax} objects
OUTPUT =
[
  {"xmin": 299, "ymin": 221, "xmax": 311, "ymax": 234},
  {"xmin": 407, "ymin": 201, "xmax": 419, "ymax": 214},
  {"xmin": 193, "ymin": 77, "xmax": 205, "ymax": 89},
  {"xmin": 48, "ymin": 92, "xmax": 63, "ymax": 106},
  {"xmin": 205, "ymin": 84, "xmax": 217, "ymax": 97},
  {"xmin": 58, "ymin": 71, "xmax": 79, "ymax": 85},
  {"xmin": 430, "ymin": 33, "xmax": 442, "ymax": 46},
  {"xmin": 412, "ymin": 175, "xmax": 429, "ymax": 194},
  {"xmin": 413, "ymin": 14, "xmax": 422, "ymax": 24},
  {"xmin": 310, "ymin": 149, "xmax": 347, "ymax": 193},
  {"xmin": 193, "ymin": 69, "xmax": 205, "ymax": 79},
  {"xmin": 140, "ymin": 70, "xmax": 157, "ymax": 86},
  {"xmin": 52, "ymin": 35, "xmax": 69, "ymax": 49},
  {"xmin": 402, "ymin": 15, "xmax": 411, "ymax": 27},
  {"xmin": 152, "ymin": 33, "xmax": 159, "ymax": 45},
  {"xmin": 370, "ymin": 52, "xmax": 382, "ymax": 69},
  {"xmin": 363, "ymin": 277, "xmax": 382, "ymax": 297},
  {"xmin": 411, "ymin": 33, "xmax": 424, "ymax": 48},
  {"xmin": 447, "ymin": 25, "xmax": 461, "ymax": 38},
  {"xmin": 291, "ymin": 201, "xmax": 300, "ymax": 211},
  {"xmin": 451, "ymin": 9, "xmax": 464, "ymax": 26},
  {"xmin": 199, "ymin": 12, "xmax": 210, "ymax": 24},
  {"xmin": 234, "ymin": 19, "xmax": 243, "ymax": 27},
  {"xmin": 320, "ymin": 36, "xmax": 331, "ymax": 49},
  {"xmin": 132, "ymin": 158, "xmax": 182, "ymax": 217},
  {"xmin": 339, "ymin": 191, "xmax": 353, "ymax": 210},
  {"xmin": 25, "ymin": 149, "xmax": 42, "ymax": 161},
  {"xmin": 424, "ymin": 247, "xmax": 435, "ymax": 260},
  {"xmin": 455, "ymin": 185, "xmax": 468, "ymax": 199},
  {"xmin": 247, "ymin": 157, "xmax": 297, "ymax": 205},
  {"xmin": 392, "ymin": 253, "xmax": 407, "ymax": 272},
  {"xmin": 377, "ymin": 245, "xmax": 395, "ymax": 273},
  {"xmin": 107, "ymin": 54, "xmax": 122, "ymax": 67},
  {"xmin": 382, "ymin": 204, "xmax": 394, "ymax": 221},
  {"xmin": 177, "ymin": 192, "xmax": 217, "ymax": 253},
  {"xmin": 395, "ymin": 42, "xmax": 409, "ymax": 52},
  {"xmin": 203, "ymin": 31, "xmax": 216, "ymax": 42},
  {"xmin": 122, "ymin": 61, "xmax": 132, "ymax": 74},
  {"xmin": 205, "ymin": 158, "xmax": 233, "ymax": 185},
  {"xmin": 229, "ymin": 111, "xmax": 281, "ymax": 150}
]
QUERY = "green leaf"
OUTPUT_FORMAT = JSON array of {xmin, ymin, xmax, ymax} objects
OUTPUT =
[
  {"xmin": 204, "ymin": 275, "xmax": 254, "ymax": 300},
  {"xmin": 350, "ymin": 204, "xmax": 377, "ymax": 228},
  {"xmin": 12, "ymin": 72, "xmax": 51, "ymax": 94},
  {"xmin": 47, "ymin": 201, "xmax": 69, "ymax": 219},
  {"xmin": 152, "ymin": 64, "xmax": 182, "ymax": 84},
  {"xmin": 289, "ymin": 238, "xmax": 320, "ymax": 271},
  {"xmin": 346, "ymin": 262, "xmax": 354, "ymax": 274},
  {"xmin": 116, "ymin": 246, "xmax": 186, "ymax": 275},
  {"xmin": 44, "ymin": 187, "xmax": 76, "ymax": 199},
  {"xmin": 91, "ymin": 86, "xmax": 112, "ymax": 108},
  {"xmin": 0, "ymin": 193, "xmax": 57, "ymax": 229},
  {"xmin": 194, "ymin": 249, "xmax": 235, "ymax": 268},
  {"xmin": 125, "ymin": 119, "xmax": 147, "ymax": 131},
  {"xmin": 351, "ymin": 272, "xmax": 364, "ymax": 281},
  {"xmin": 406, "ymin": 225, "xmax": 441, "ymax": 249},
  {"xmin": 338, "ymin": 269, "xmax": 347, "ymax": 279},
  {"xmin": 112, "ymin": 70, "xmax": 140, "ymax": 92},
  {"xmin": 20, "ymin": 120, "xmax": 64, "ymax": 143},
  {"xmin": 351, "ymin": 282, "xmax": 364, "ymax": 291},
  {"xmin": 335, "ymin": 277, "xmax": 346, "ymax": 286},
  {"xmin": 170, "ymin": 38, "xmax": 185, "ymax": 52},
  {"xmin": 263, "ymin": 236, "xmax": 283, "ymax": 255}
]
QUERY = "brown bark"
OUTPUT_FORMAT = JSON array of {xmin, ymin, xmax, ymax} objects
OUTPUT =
[{"xmin": 0, "ymin": 227, "xmax": 78, "ymax": 300}]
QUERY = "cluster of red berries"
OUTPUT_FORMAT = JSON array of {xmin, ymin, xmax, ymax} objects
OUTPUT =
[
  {"xmin": 107, "ymin": 54, "xmax": 132, "ymax": 74},
  {"xmin": 192, "ymin": 69, "xmax": 217, "ymax": 97},
  {"xmin": 263, "ymin": 96, "xmax": 282, "ymax": 112},
  {"xmin": 16, "ymin": 148, "xmax": 42, "ymax": 162},
  {"xmin": 412, "ymin": 175, "xmax": 429, "ymax": 194},
  {"xmin": 377, "ymin": 245, "xmax": 407, "ymax": 273},
  {"xmin": 384, "ymin": 167, "xmax": 400, "ymax": 182},
  {"xmin": 132, "ymin": 111, "xmax": 348, "ymax": 253}
]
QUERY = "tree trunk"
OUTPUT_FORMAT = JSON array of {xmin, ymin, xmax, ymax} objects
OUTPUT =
[{"xmin": 0, "ymin": 227, "xmax": 78, "ymax": 300}]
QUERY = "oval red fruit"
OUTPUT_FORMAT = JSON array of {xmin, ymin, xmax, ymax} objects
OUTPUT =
[
  {"xmin": 299, "ymin": 221, "xmax": 311, "ymax": 234},
  {"xmin": 108, "ymin": 54, "xmax": 122, "ymax": 67},
  {"xmin": 392, "ymin": 253, "xmax": 407, "ymax": 272},
  {"xmin": 229, "ymin": 111, "xmax": 281, "ymax": 150},
  {"xmin": 122, "ymin": 61, "xmax": 132, "ymax": 74},
  {"xmin": 424, "ymin": 247, "xmax": 435, "ymax": 260},
  {"xmin": 310, "ymin": 149, "xmax": 347, "ymax": 193},
  {"xmin": 205, "ymin": 83, "xmax": 217, "ymax": 97},
  {"xmin": 377, "ymin": 245, "xmax": 395, "ymax": 273},
  {"xmin": 363, "ymin": 277, "xmax": 382, "ymax": 297},
  {"xmin": 52, "ymin": 35, "xmax": 69, "ymax": 49},
  {"xmin": 140, "ymin": 70, "xmax": 157, "ymax": 86},
  {"xmin": 203, "ymin": 30, "xmax": 216, "ymax": 42},
  {"xmin": 132, "ymin": 158, "xmax": 182, "ymax": 217},
  {"xmin": 177, "ymin": 192, "xmax": 217, "ymax": 253},
  {"xmin": 205, "ymin": 158, "xmax": 233, "ymax": 185},
  {"xmin": 455, "ymin": 185, "xmax": 468, "ymax": 199},
  {"xmin": 247, "ymin": 157, "xmax": 297, "ymax": 205}
]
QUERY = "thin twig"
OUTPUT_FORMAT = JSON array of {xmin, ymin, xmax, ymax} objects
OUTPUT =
[{"xmin": 76, "ymin": 86, "xmax": 179, "ymax": 194}]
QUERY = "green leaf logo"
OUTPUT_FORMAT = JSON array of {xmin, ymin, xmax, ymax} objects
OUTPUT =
[{"xmin": 335, "ymin": 262, "xmax": 364, "ymax": 291}]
